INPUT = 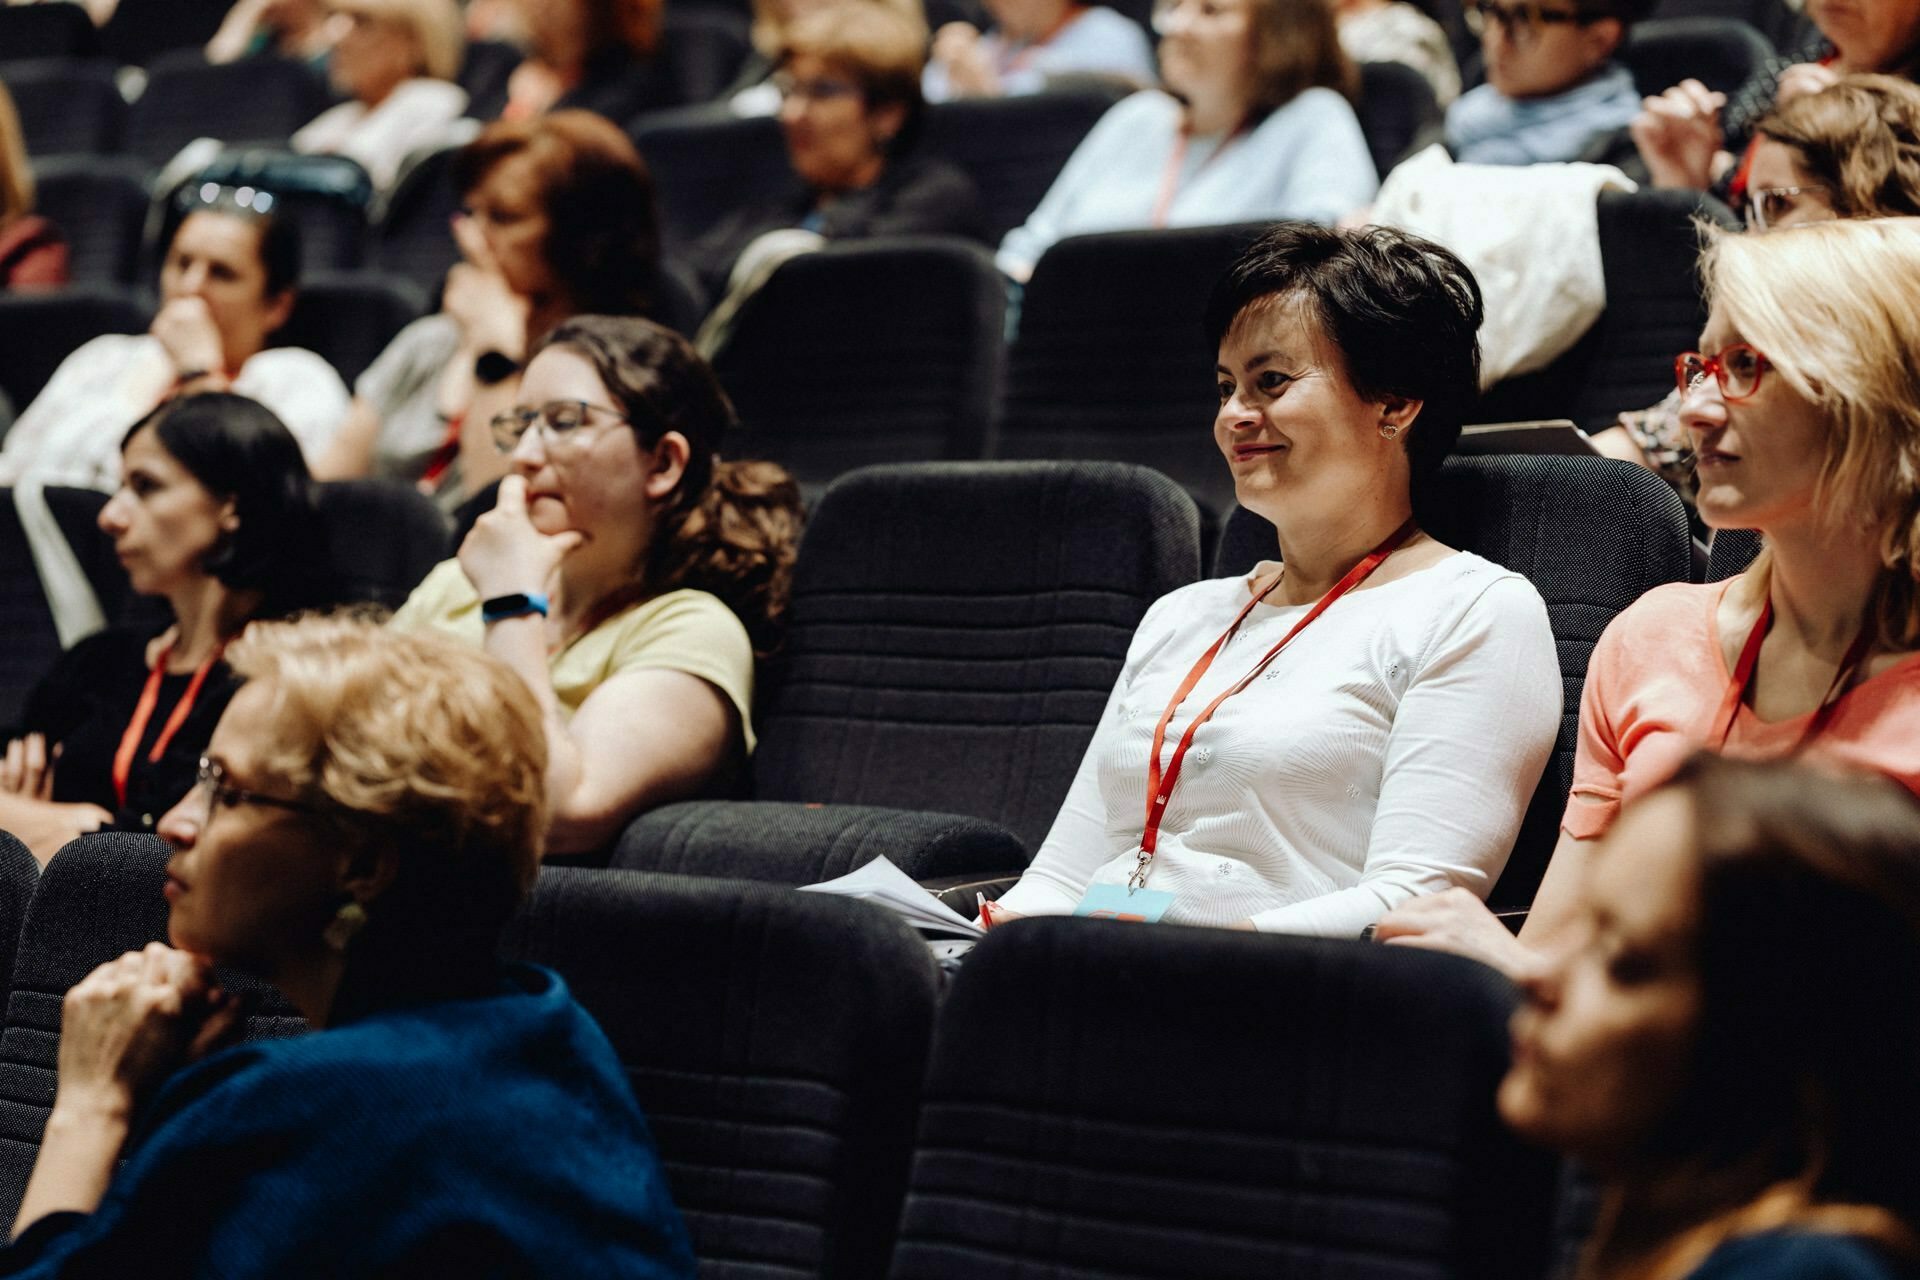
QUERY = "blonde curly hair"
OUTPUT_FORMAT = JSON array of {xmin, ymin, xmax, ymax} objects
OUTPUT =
[{"xmin": 227, "ymin": 615, "xmax": 548, "ymax": 931}]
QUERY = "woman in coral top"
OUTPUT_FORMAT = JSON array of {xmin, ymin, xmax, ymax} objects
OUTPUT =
[{"xmin": 1377, "ymin": 216, "xmax": 1920, "ymax": 974}]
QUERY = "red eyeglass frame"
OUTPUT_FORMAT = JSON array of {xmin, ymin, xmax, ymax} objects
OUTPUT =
[{"xmin": 1674, "ymin": 343, "xmax": 1771, "ymax": 402}]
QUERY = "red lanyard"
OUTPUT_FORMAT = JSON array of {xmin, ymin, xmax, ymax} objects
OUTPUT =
[
  {"xmin": 1708, "ymin": 596, "xmax": 1873, "ymax": 752},
  {"xmin": 1129, "ymin": 518, "xmax": 1417, "ymax": 889},
  {"xmin": 112, "ymin": 641, "xmax": 225, "ymax": 810},
  {"xmin": 1150, "ymin": 119, "xmax": 1249, "ymax": 228}
]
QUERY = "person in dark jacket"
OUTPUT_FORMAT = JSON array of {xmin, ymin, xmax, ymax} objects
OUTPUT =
[
  {"xmin": 687, "ymin": 1, "xmax": 987, "ymax": 297},
  {"xmin": 3, "ymin": 615, "xmax": 695, "ymax": 1278}
]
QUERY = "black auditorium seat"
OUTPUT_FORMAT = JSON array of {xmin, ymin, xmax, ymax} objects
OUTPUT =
[
  {"xmin": 0, "ymin": 286, "xmax": 150, "ymax": 414},
  {"xmin": 1618, "ymin": 17, "xmax": 1776, "ymax": 98},
  {"xmin": 919, "ymin": 87, "xmax": 1127, "ymax": 245},
  {"xmin": 658, "ymin": 7, "xmax": 752, "ymax": 109},
  {"xmin": 1357, "ymin": 59, "xmax": 1444, "ymax": 178},
  {"xmin": 0, "ymin": 3, "xmax": 98, "ymax": 61},
  {"xmin": 1706, "ymin": 527, "xmax": 1761, "ymax": 582},
  {"xmin": 0, "ymin": 834, "xmax": 40, "ymax": 1009},
  {"xmin": 0, "ymin": 486, "xmax": 127, "ymax": 735},
  {"xmin": 1213, "ymin": 454, "xmax": 1694, "ymax": 911},
  {"xmin": 316, "ymin": 479, "xmax": 453, "ymax": 610},
  {"xmin": 0, "ymin": 834, "xmax": 303, "ymax": 1228},
  {"xmin": 887, "ymin": 918, "xmax": 1562, "ymax": 1280},
  {"xmin": 456, "ymin": 38, "xmax": 522, "ymax": 120},
  {"xmin": 30, "ymin": 156, "xmax": 150, "ymax": 286},
  {"xmin": 994, "ymin": 223, "xmax": 1271, "ymax": 519},
  {"xmin": 710, "ymin": 238, "xmax": 1005, "ymax": 494},
  {"xmin": 1, "ymin": 57, "xmax": 124, "ymax": 157},
  {"xmin": 630, "ymin": 111, "xmax": 787, "ymax": 254},
  {"xmin": 370, "ymin": 142, "xmax": 463, "ymax": 296},
  {"xmin": 156, "ymin": 149, "xmax": 376, "ymax": 277},
  {"xmin": 502, "ymin": 867, "xmax": 938, "ymax": 1280},
  {"xmin": 123, "ymin": 52, "xmax": 332, "ymax": 167},
  {"xmin": 1475, "ymin": 188, "xmax": 1741, "ymax": 432},
  {"xmin": 613, "ymin": 459, "xmax": 1201, "ymax": 880},
  {"xmin": 275, "ymin": 271, "xmax": 427, "ymax": 386}
]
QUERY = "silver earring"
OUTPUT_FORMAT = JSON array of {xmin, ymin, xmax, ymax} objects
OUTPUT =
[
  {"xmin": 323, "ymin": 901, "xmax": 367, "ymax": 952},
  {"xmin": 1379, "ymin": 423, "xmax": 1402, "ymax": 440}
]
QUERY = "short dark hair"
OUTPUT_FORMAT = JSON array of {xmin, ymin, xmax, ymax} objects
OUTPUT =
[
  {"xmin": 452, "ymin": 111, "xmax": 662, "ymax": 318},
  {"xmin": 123, "ymin": 393, "xmax": 331, "ymax": 617},
  {"xmin": 1203, "ymin": 223, "xmax": 1484, "ymax": 497}
]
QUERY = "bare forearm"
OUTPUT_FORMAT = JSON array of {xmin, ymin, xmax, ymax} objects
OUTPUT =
[
  {"xmin": 14, "ymin": 1095, "xmax": 130, "ymax": 1237},
  {"xmin": 480, "ymin": 617, "xmax": 588, "ymax": 847}
]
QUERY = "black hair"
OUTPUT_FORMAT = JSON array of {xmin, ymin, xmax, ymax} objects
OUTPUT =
[
  {"xmin": 122, "ymin": 393, "xmax": 333, "ymax": 618},
  {"xmin": 531, "ymin": 316, "xmax": 803, "ymax": 657},
  {"xmin": 1204, "ymin": 222, "xmax": 1484, "ymax": 498},
  {"xmin": 167, "ymin": 185, "xmax": 304, "ymax": 298}
]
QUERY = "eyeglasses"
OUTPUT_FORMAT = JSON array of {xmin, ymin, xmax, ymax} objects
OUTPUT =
[
  {"xmin": 1675, "ymin": 343, "xmax": 1770, "ymax": 402},
  {"xmin": 489, "ymin": 400, "xmax": 630, "ymax": 455},
  {"xmin": 1150, "ymin": 0, "xmax": 1247, "ymax": 34},
  {"xmin": 771, "ymin": 72, "xmax": 861, "ymax": 103},
  {"xmin": 1744, "ymin": 184, "xmax": 1832, "ymax": 233},
  {"xmin": 192, "ymin": 755, "xmax": 314, "ymax": 828},
  {"xmin": 1464, "ymin": 0, "xmax": 1606, "ymax": 40}
]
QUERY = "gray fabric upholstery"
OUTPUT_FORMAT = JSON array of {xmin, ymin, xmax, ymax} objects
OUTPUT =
[
  {"xmin": 30, "ymin": 156, "xmax": 149, "ymax": 286},
  {"xmin": 0, "ymin": 7, "xmax": 97, "ymax": 60},
  {"xmin": 275, "ymin": 272, "xmax": 427, "ymax": 386},
  {"xmin": 712, "ymin": 240, "xmax": 1006, "ymax": 496},
  {"xmin": 317, "ymin": 479, "xmax": 453, "ymax": 610},
  {"xmin": 613, "ymin": 801, "xmax": 1029, "ymax": 884},
  {"xmin": 1620, "ymin": 17, "xmax": 1776, "ymax": 97},
  {"xmin": 1358, "ymin": 60, "xmax": 1443, "ymax": 178},
  {"xmin": 0, "ymin": 834, "xmax": 39, "ymax": 1021},
  {"xmin": 501, "ymin": 867, "xmax": 939, "ymax": 1280},
  {"xmin": 756, "ymin": 460, "xmax": 1202, "ymax": 851},
  {"xmin": 123, "ymin": 52, "xmax": 331, "ymax": 166},
  {"xmin": 1706, "ymin": 527, "xmax": 1760, "ymax": 583},
  {"xmin": 888, "ymin": 918, "xmax": 1561, "ymax": 1280},
  {"xmin": 631, "ymin": 113, "xmax": 788, "ymax": 255},
  {"xmin": 0, "ymin": 486, "xmax": 129, "ymax": 735},
  {"xmin": 994, "ymin": 224, "xmax": 1272, "ymax": 519},
  {"xmin": 0, "ymin": 287, "xmax": 150, "ymax": 410},
  {"xmin": 918, "ymin": 88, "xmax": 1126, "ymax": 245},
  {"xmin": 1213, "ymin": 455, "xmax": 1693, "ymax": 910},
  {"xmin": 370, "ymin": 143, "xmax": 462, "ymax": 299},
  {"xmin": 1, "ymin": 58, "xmax": 123, "ymax": 158},
  {"xmin": 0, "ymin": 833, "xmax": 303, "ymax": 1228}
]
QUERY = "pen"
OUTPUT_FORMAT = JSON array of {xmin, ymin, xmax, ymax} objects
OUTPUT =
[{"xmin": 977, "ymin": 893, "xmax": 992, "ymax": 930}]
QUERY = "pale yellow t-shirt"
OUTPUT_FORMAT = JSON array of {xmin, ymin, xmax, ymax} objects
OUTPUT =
[{"xmin": 390, "ymin": 560, "xmax": 758, "ymax": 751}]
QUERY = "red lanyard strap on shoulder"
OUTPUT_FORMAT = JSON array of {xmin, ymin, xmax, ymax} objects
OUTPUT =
[
  {"xmin": 1150, "ymin": 118, "xmax": 1249, "ymax": 229},
  {"xmin": 112, "ymin": 641, "xmax": 226, "ymax": 810},
  {"xmin": 1130, "ymin": 518, "xmax": 1416, "ymax": 889},
  {"xmin": 1709, "ymin": 597, "xmax": 1873, "ymax": 752}
]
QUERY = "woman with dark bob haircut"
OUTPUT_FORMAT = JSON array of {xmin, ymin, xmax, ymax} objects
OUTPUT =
[
  {"xmin": 392, "ymin": 315, "xmax": 803, "ymax": 854},
  {"xmin": 3, "ymin": 617, "xmax": 694, "ymax": 1276},
  {"xmin": 0, "ymin": 393, "xmax": 332, "ymax": 863},
  {"xmin": 316, "ymin": 111, "xmax": 664, "ymax": 510},
  {"xmin": 1502, "ymin": 752, "xmax": 1920, "ymax": 1280},
  {"xmin": 984, "ymin": 223, "xmax": 1561, "ymax": 936}
]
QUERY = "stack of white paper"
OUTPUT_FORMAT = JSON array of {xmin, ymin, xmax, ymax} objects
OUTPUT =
[{"xmin": 798, "ymin": 856, "xmax": 985, "ymax": 938}]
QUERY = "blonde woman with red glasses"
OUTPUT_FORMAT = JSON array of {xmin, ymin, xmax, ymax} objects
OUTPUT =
[{"xmin": 1378, "ymin": 217, "xmax": 1920, "ymax": 974}]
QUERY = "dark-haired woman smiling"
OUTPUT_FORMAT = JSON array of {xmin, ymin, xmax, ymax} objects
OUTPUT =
[{"xmin": 0, "ymin": 394, "xmax": 331, "ymax": 863}]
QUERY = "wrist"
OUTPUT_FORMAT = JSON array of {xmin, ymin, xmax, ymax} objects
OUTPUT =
[
  {"xmin": 480, "ymin": 591, "xmax": 550, "ymax": 624},
  {"xmin": 48, "ymin": 1086, "xmax": 133, "ymax": 1130}
]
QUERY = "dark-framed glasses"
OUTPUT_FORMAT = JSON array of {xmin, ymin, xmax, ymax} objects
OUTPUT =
[
  {"xmin": 1464, "ymin": 0, "xmax": 1605, "ymax": 39},
  {"xmin": 1744, "ymin": 184, "xmax": 1832, "ymax": 232},
  {"xmin": 192, "ymin": 755, "xmax": 315, "ymax": 827},
  {"xmin": 1675, "ymin": 343, "xmax": 1770, "ymax": 402},
  {"xmin": 770, "ymin": 72, "xmax": 861, "ymax": 103},
  {"xmin": 489, "ymin": 400, "xmax": 630, "ymax": 455}
]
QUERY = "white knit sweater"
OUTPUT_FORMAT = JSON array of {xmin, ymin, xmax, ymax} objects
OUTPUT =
[{"xmin": 996, "ymin": 552, "xmax": 1562, "ymax": 936}]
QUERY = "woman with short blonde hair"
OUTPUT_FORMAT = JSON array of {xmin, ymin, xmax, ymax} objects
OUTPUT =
[
  {"xmin": 1379, "ymin": 217, "xmax": 1920, "ymax": 975},
  {"xmin": 290, "ymin": 0, "xmax": 469, "ymax": 192},
  {"xmin": 3, "ymin": 617, "xmax": 696, "ymax": 1274}
]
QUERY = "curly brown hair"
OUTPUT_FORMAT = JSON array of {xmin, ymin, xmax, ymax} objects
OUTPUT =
[
  {"xmin": 1753, "ymin": 74, "xmax": 1920, "ymax": 220},
  {"xmin": 531, "ymin": 315, "xmax": 804, "ymax": 657}
]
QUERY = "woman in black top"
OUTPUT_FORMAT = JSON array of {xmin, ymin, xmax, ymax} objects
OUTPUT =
[
  {"xmin": 687, "ymin": 2, "xmax": 986, "ymax": 298},
  {"xmin": 0, "ymin": 393, "xmax": 328, "ymax": 862}
]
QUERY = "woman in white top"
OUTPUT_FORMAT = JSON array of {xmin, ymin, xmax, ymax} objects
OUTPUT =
[
  {"xmin": 0, "ymin": 190, "xmax": 348, "ymax": 491},
  {"xmin": 994, "ymin": 0, "xmax": 1379, "ymax": 281},
  {"xmin": 291, "ymin": 0, "xmax": 471, "ymax": 194},
  {"xmin": 987, "ymin": 224, "xmax": 1561, "ymax": 935}
]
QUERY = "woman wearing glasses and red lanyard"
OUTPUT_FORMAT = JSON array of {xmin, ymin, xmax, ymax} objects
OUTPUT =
[
  {"xmin": 993, "ymin": 0, "xmax": 1377, "ymax": 283},
  {"xmin": 984, "ymin": 224, "xmax": 1561, "ymax": 935},
  {"xmin": 0, "ymin": 394, "xmax": 331, "ymax": 866},
  {"xmin": 1377, "ymin": 217, "xmax": 1920, "ymax": 974},
  {"xmin": 390, "ymin": 316, "xmax": 802, "ymax": 856}
]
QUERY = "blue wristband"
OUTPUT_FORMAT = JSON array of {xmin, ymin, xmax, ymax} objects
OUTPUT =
[{"xmin": 480, "ymin": 592, "xmax": 550, "ymax": 624}]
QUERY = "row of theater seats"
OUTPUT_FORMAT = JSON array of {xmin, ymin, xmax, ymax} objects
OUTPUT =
[
  {"xmin": 5, "ymin": 455, "xmax": 1750, "ymax": 918},
  {"xmin": 0, "ymin": 184, "xmax": 1739, "ymax": 519},
  {"xmin": 10, "ymin": 11, "xmax": 1779, "ymax": 304},
  {"xmin": 0, "ymin": 828, "xmax": 1575, "ymax": 1278}
]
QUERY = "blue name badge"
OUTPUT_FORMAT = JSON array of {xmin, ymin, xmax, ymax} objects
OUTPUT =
[{"xmin": 1073, "ymin": 883, "xmax": 1175, "ymax": 923}]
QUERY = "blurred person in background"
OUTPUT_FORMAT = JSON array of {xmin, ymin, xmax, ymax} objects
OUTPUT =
[
  {"xmin": 923, "ymin": 0, "xmax": 1156, "ymax": 102},
  {"xmin": 726, "ymin": 0, "xmax": 927, "ymax": 114},
  {"xmin": 499, "ymin": 0, "xmax": 674, "ymax": 123},
  {"xmin": 0, "ymin": 79, "xmax": 68, "ymax": 290},
  {"xmin": 1335, "ymin": 0, "xmax": 1459, "ymax": 105}
]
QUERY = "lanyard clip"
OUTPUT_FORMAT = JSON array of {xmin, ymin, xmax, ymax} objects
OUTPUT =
[{"xmin": 1127, "ymin": 847, "xmax": 1152, "ymax": 894}]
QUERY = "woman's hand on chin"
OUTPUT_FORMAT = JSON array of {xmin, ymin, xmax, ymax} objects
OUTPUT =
[
  {"xmin": 458, "ymin": 474, "xmax": 585, "ymax": 600},
  {"xmin": 445, "ymin": 217, "xmax": 532, "ymax": 358},
  {"xmin": 149, "ymin": 297, "xmax": 228, "ymax": 384},
  {"xmin": 53, "ymin": 944, "xmax": 242, "ymax": 1119},
  {"xmin": 1373, "ymin": 888, "xmax": 1534, "ymax": 979}
]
